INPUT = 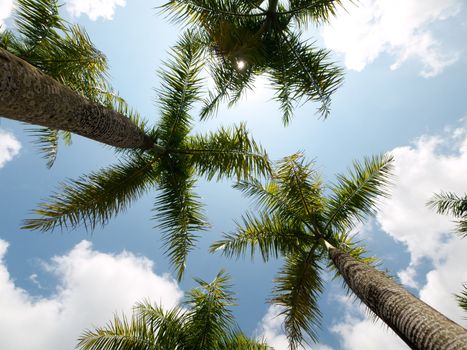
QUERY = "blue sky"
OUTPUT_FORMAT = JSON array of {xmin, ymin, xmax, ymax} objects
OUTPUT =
[{"xmin": 1, "ymin": 0, "xmax": 467, "ymax": 349}]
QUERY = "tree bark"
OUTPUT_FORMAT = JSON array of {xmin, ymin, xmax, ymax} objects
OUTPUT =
[
  {"xmin": 0, "ymin": 48, "xmax": 154, "ymax": 150},
  {"xmin": 329, "ymin": 246, "xmax": 467, "ymax": 350}
]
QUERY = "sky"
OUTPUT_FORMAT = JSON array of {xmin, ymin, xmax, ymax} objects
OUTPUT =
[{"xmin": 0, "ymin": 0, "xmax": 467, "ymax": 349}]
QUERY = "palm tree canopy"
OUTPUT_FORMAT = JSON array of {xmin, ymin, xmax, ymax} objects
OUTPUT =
[
  {"xmin": 77, "ymin": 271, "xmax": 271, "ymax": 350},
  {"xmin": 22, "ymin": 31, "xmax": 271, "ymax": 280},
  {"xmin": 1, "ymin": 0, "xmax": 144, "ymax": 167},
  {"xmin": 211, "ymin": 153, "xmax": 393, "ymax": 348},
  {"xmin": 161, "ymin": 0, "xmax": 344, "ymax": 124}
]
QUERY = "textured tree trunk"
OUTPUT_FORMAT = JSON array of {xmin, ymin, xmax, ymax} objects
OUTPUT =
[
  {"xmin": 329, "ymin": 246, "xmax": 467, "ymax": 350},
  {"xmin": 0, "ymin": 48, "xmax": 154, "ymax": 150}
]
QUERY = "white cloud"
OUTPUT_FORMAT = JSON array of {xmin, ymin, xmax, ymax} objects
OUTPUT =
[
  {"xmin": 66, "ymin": 0, "xmax": 126, "ymax": 21},
  {"xmin": 0, "ymin": 0, "xmax": 13, "ymax": 30},
  {"xmin": 321, "ymin": 0, "xmax": 463, "ymax": 77},
  {"xmin": 378, "ymin": 126, "xmax": 467, "ymax": 287},
  {"xmin": 257, "ymin": 305, "xmax": 332, "ymax": 350},
  {"xmin": 0, "ymin": 239, "xmax": 183, "ymax": 350},
  {"xmin": 0, "ymin": 129, "xmax": 21, "ymax": 168},
  {"xmin": 331, "ymin": 123, "xmax": 467, "ymax": 348}
]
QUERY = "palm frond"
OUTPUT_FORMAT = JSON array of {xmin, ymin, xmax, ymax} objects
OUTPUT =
[
  {"xmin": 210, "ymin": 211, "xmax": 309, "ymax": 261},
  {"xmin": 77, "ymin": 313, "xmax": 157, "ymax": 350},
  {"xmin": 186, "ymin": 270, "xmax": 236, "ymax": 348},
  {"xmin": 200, "ymin": 59, "xmax": 256, "ymax": 120},
  {"xmin": 271, "ymin": 248, "xmax": 324, "ymax": 349},
  {"xmin": 219, "ymin": 330, "xmax": 271, "ymax": 349},
  {"xmin": 288, "ymin": 0, "xmax": 345, "ymax": 28},
  {"xmin": 455, "ymin": 283, "xmax": 467, "ymax": 316},
  {"xmin": 186, "ymin": 123, "xmax": 271, "ymax": 181},
  {"xmin": 275, "ymin": 30, "xmax": 343, "ymax": 119},
  {"xmin": 160, "ymin": 0, "xmax": 265, "ymax": 26},
  {"xmin": 274, "ymin": 153, "xmax": 325, "ymax": 225},
  {"xmin": 14, "ymin": 0, "xmax": 64, "ymax": 52},
  {"xmin": 23, "ymin": 154, "xmax": 158, "ymax": 231},
  {"xmin": 135, "ymin": 301, "xmax": 189, "ymax": 348},
  {"xmin": 428, "ymin": 192, "xmax": 467, "ymax": 237},
  {"xmin": 324, "ymin": 154, "xmax": 394, "ymax": 234},
  {"xmin": 153, "ymin": 163, "xmax": 208, "ymax": 280},
  {"xmin": 27, "ymin": 127, "xmax": 59, "ymax": 168},
  {"xmin": 157, "ymin": 30, "xmax": 204, "ymax": 148}
]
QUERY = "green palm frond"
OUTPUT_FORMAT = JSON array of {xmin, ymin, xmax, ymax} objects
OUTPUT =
[
  {"xmin": 428, "ymin": 192, "xmax": 467, "ymax": 237},
  {"xmin": 274, "ymin": 153, "xmax": 325, "ymax": 225},
  {"xmin": 26, "ymin": 127, "xmax": 59, "ymax": 168},
  {"xmin": 157, "ymin": 30, "xmax": 204, "ymax": 148},
  {"xmin": 271, "ymin": 248, "xmax": 324, "ymax": 349},
  {"xmin": 14, "ymin": 0, "xmax": 64, "ymax": 51},
  {"xmin": 219, "ymin": 331, "xmax": 271, "ymax": 349},
  {"xmin": 135, "ymin": 301, "xmax": 189, "ymax": 348},
  {"xmin": 275, "ymin": 30, "xmax": 343, "ymax": 119},
  {"xmin": 186, "ymin": 123, "xmax": 271, "ymax": 181},
  {"xmin": 23, "ymin": 154, "xmax": 159, "ymax": 232},
  {"xmin": 77, "ymin": 313, "xmax": 157, "ymax": 350},
  {"xmin": 288, "ymin": 0, "xmax": 344, "ymax": 28},
  {"xmin": 210, "ymin": 211, "xmax": 309, "ymax": 261},
  {"xmin": 161, "ymin": 0, "xmax": 264, "ymax": 26},
  {"xmin": 154, "ymin": 164, "xmax": 208, "ymax": 280},
  {"xmin": 186, "ymin": 270, "xmax": 236, "ymax": 348},
  {"xmin": 456, "ymin": 283, "xmax": 467, "ymax": 316},
  {"xmin": 200, "ymin": 60, "xmax": 256, "ymax": 120},
  {"xmin": 324, "ymin": 154, "xmax": 394, "ymax": 234}
]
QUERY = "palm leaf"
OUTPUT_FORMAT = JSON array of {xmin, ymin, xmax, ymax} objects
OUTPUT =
[
  {"xmin": 23, "ymin": 154, "xmax": 159, "ymax": 231},
  {"xmin": 186, "ymin": 270, "xmax": 236, "ymax": 348},
  {"xmin": 157, "ymin": 30, "xmax": 204, "ymax": 148},
  {"xmin": 456, "ymin": 283, "xmax": 467, "ymax": 315},
  {"xmin": 323, "ymin": 154, "xmax": 394, "ymax": 234},
  {"xmin": 77, "ymin": 313, "xmax": 157, "ymax": 350},
  {"xmin": 428, "ymin": 192, "xmax": 467, "ymax": 237},
  {"xmin": 271, "ymin": 248, "xmax": 324, "ymax": 349},
  {"xmin": 153, "ymin": 161, "xmax": 207, "ymax": 280},
  {"xmin": 186, "ymin": 123, "xmax": 271, "ymax": 181},
  {"xmin": 210, "ymin": 211, "xmax": 309, "ymax": 261}
]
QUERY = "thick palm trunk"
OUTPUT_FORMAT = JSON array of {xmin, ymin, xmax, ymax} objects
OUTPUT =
[
  {"xmin": 328, "ymin": 246, "xmax": 467, "ymax": 350},
  {"xmin": 0, "ymin": 48, "xmax": 154, "ymax": 150}
]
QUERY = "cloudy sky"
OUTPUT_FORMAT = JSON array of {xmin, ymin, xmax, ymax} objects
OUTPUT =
[{"xmin": 1, "ymin": 0, "xmax": 467, "ymax": 349}]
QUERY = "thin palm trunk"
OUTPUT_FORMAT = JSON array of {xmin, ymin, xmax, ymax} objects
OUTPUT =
[
  {"xmin": 328, "ymin": 245, "xmax": 467, "ymax": 350},
  {"xmin": 0, "ymin": 48, "xmax": 154, "ymax": 150}
]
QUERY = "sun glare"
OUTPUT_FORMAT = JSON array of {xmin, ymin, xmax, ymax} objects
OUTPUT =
[{"xmin": 236, "ymin": 60, "xmax": 246, "ymax": 70}]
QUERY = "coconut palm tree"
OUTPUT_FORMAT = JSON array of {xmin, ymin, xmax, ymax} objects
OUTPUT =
[
  {"xmin": 22, "ymin": 31, "xmax": 271, "ymax": 280},
  {"xmin": 0, "ymin": 0, "xmax": 152, "ymax": 166},
  {"xmin": 161, "ymin": 0, "xmax": 344, "ymax": 124},
  {"xmin": 77, "ymin": 271, "xmax": 271, "ymax": 350},
  {"xmin": 211, "ymin": 153, "xmax": 467, "ymax": 349}
]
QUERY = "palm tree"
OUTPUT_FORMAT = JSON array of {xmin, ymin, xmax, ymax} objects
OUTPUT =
[
  {"xmin": 22, "ymin": 31, "xmax": 271, "ymax": 280},
  {"xmin": 161, "ymin": 0, "xmax": 344, "ymax": 124},
  {"xmin": 77, "ymin": 271, "xmax": 270, "ymax": 350},
  {"xmin": 211, "ymin": 153, "xmax": 467, "ymax": 349},
  {"xmin": 429, "ymin": 192, "xmax": 467, "ymax": 315},
  {"xmin": 0, "ymin": 0, "xmax": 153, "ymax": 164}
]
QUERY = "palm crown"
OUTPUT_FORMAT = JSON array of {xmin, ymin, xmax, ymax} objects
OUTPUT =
[
  {"xmin": 77, "ymin": 271, "xmax": 271, "ymax": 350},
  {"xmin": 1, "ymin": 0, "xmax": 142, "ymax": 166},
  {"xmin": 211, "ymin": 152, "xmax": 393, "ymax": 348},
  {"xmin": 162, "ymin": 0, "xmax": 344, "ymax": 124},
  {"xmin": 23, "ymin": 31, "xmax": 271, "ymax": 280}
]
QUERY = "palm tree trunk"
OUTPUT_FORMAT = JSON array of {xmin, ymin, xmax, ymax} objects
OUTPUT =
[
  {"xmin": 328, "ymin": 245, "xmax": 467, "ymax": 350},
  {"xmin": 0, "ymin": 48, "xmax": 154, "ymax": 150}
]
